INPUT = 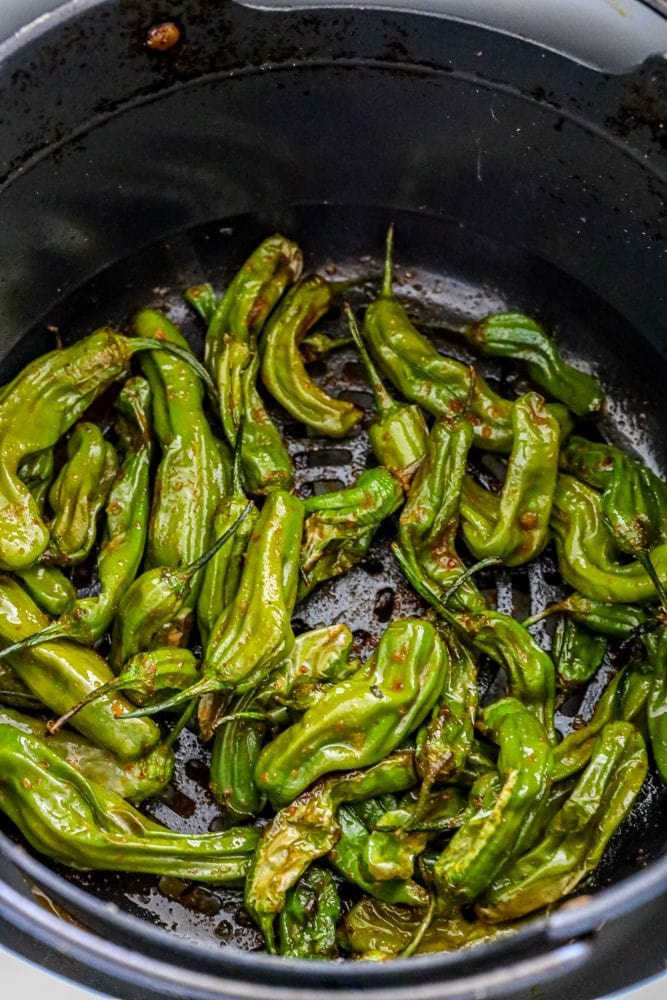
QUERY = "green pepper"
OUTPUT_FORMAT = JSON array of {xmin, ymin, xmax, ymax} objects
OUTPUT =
[
  {"xmin": 552, "ymin": 617, "xmax": 608, "ymax": 687},
  {"xmin": 255, "ymin": 619, "xmax": 448, "ymax": 808},
  {"xmin": 363, "ymin": 227, "xmax": 573, "ymax": 453},
  {"xmin": 0, "ymin": 725, "xmax": 258, "ymax": 881},
  {"xmin": 18, "ymin": 447, "xmax": 54, "ymax": 512},
  {"xmin": 477, "ymin": 722, "xmax": 648, "ymax": 922},
  {"xmin": 47, "ymin": 422, "xmax": 118, "ymax": 565},
  {"xmin": 551, "ymin": 475, "xmax": 667, "ymax": 604},
  {"xmin": 434, "ymin": 698, "xmax": 552, "ymax": 904},
  {"xmin": 345, "ymin": 304, "xmax": 428, "ymax": 488},
  {"xmin": 362, "ymin": 826, "xmax": 430, "ymax": 883},
  {"xmin": 0, "ymin": 379, "xmax": 153, "ymax": 661},
  {"xmin": 278, "ymin": 867, "xmax": 341, "ymax": 959},
  {"xmin": 136, "ymin": 310, "xmax": 230, "ymax": 606},
  {"xmin": 459, "ymin": 392, "xmax": 560, "ymax": 567},
  {"xmin": 14, "ymin": 565, "xmax": 76, "ymax": 617},
  {"xmin": 245, "ymin": 749, "xmax": 418, "ymax": 951},
  {"xmin": 0, "ymin": 575, "xmax": 160, "ymax": 761},
  {"xmin": 523, "ymin": 592, "xmax": 648, "ymax": 638},
  {"xmin": 210, "ymin": 687, "xmax": 268, "ymax": 820},
  {"xmin": 261, "ymin": 275, "xmax": 363, "ymax": 437},
  {"xmin": 300, "ymin": 331, "xmax": 352, "ymax": 362},
  {"xmin": 298, "ymin": 468, "xmax": 404, "ymax": 600},
  {"xmin": 459, "ymin": 313, "xmax": 604, "ymax": 417},
  {"xmin": 258, "ymin": 622, "xmax": 358, "ymax": 712},
  {"xmin": 0, "ymin": 706, "xmax": 173, "ymax": 804},
  {"xmin": 376, "ymin": 785, "xmax": 469, "ymax": 834},
  {"xmin": 646, "ymin": 625, "xmax": 667, "ymax": 782},
  {"xmin": 0, "ymin": 327, "xmax": 209, "ymax": 570},
  {"xmin": 0, "ymin": 661, "xmax": 42, "ymax": 711},
  {"xmin": 393, "ymin": 416, "xmax": 486, "ymax": 614}
]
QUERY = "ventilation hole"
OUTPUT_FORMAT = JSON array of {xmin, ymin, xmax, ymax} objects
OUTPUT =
[
  {"xmin": 373, "ymin": 587, "xmax": 395, "ymax": 622},
  {"xmin": 181, "ymin": 887, "xmax": 222, "ymax": 917},
  {"xmin": 157, "ymin": 784, "xmax": 197, "ymax": 818},
  {"xmin": 215, "ymin": 920, "xmax": 234, "ymax": 940},
  {"xmin": 338, "ymin": 389, "xmax": 373, "ymax": 408},
  {"xmin": 312, "ymin": 478, "xmax": 345, "ymax": 495},
  {"xmin": 362, "ymin": 555, "xmax": 384, "ymax": 576},
  {"xmin": 307, "ymin": 360, "xmax": 327, "ymax": 378},
  {"xmin": 184, "ymin": 758, "xmax": 210, "ymax": 789},
  {"xmin": 325, "ymin": 305, "xmax": 342, "ymax": 322},
  {"xmin": 355, "ymin": 305, "xmax": 367, "ymax": 320},
  {"xmin": 291, "ymin": 617, "xmax": 311, "ymax": 636},
  {"xmin": 158, "ymin": 876, "xmax": 190, "ymax": 899},
  {"xmin": 283, "ymin": 421, "xmax": 310, "ymax": 439},
  {"xmin": 343, "ymin": 361, "xmax": 367, "ymax": 381},
  {"xmin": 297, "ymin": 481, "xmax": 315, "ymax": 499},
  {"xmin": 559, "ymin": 690, "xmax": 585, "ymax": 718},
  {"xmin": 306, "ymin": 448, "xmax": 351, "ymax": 468},
  {"xmin": 208, "ymin": 816, "xmax": 228, "ymax": 833}
]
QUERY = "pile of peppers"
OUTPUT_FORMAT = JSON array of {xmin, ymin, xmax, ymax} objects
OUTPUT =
[{"xmin": 0, "ymin": 229, "xmax": 664, "ymax": 963}]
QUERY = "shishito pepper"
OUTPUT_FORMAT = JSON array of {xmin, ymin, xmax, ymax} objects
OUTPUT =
[
  {"xmin": 646, "ymin": 626, "xmax": 667, "ymax": 783},
  {"xmin": 459, "ymin": 392, "xmax": 560, "ymax": 567},
  {"xmin": 278, "ymin": 867, "xmax": 341, "ymax": 959},
  {"xmin": 0, "ymin": 725, "xmax": 258, "ymax": 881},
  {"xmin": 362, "ymin": 227, "xmax": 573, "ymax": 453},
  {"xmin": 18, "ymin": 447, "xmax": 54, "ymax": 513},
  {"xmin": 0, "ymin": 327, "xmax": 209, "ymax": 571},
  {"xmin": 0, "ymin": 379, "xmax": 153, "ymax": 661},
  {"xmin": 245, "ymin": 749, "xmax": 418, "ymax": 951},
  {"xmin": 523, "ymin": 592, "xmax": 648, "ymax": 638},
  {"xmin": 198, "ymin": 235, "xmax": 299, "ymax": 494},
  {"xmin": 345, "ymin": 304, "xmax": 428, "ymax": 488},
  {"xmin": 298, "ymin": 468, "xmax": 403, "ymax": 601},
  {"xmin": 551, "ymin": 475, "xmax": 667, "ymax": 604},
  {"xmin": 552, "ymin": 616, "xmax": 608, "ymax": 687},
  {"xmin": 0, "ymin": 576, "xmax": 160, "ymax": 762},
  {"xmin": 434, "ymin": 698, "xmax": 552, "ymax": 904},
  {"xmin": 260, "ymin": 275, "xmax": 363, "ymax": 437},
  {"xmin": 459, "ymin": 313, "xmax": 604, "ymax": 417},
  {"xmin": 0, "ymin": 661, "xmax": 42, "ymax": 711},
  {"xmin": 393, "ymin": 416, "xmax": 486, "ymax": 614},
  {"xmin": 477, "ymin": 722, "xmax": 647, "ymax": 922},
  {"xmin": 14, "ymin": 565, "xmax": 76, "ymax": 617},
  {"xmin": 255, "ymin": 618, "xmax": 448, "ymax": 808},
  {"xmin": 47, "ymin": 422, "xmax": 118, "ymax": 565},
  {"xmin": 210, "ymin": 687, "xmax": 268, "ymax": 820}
]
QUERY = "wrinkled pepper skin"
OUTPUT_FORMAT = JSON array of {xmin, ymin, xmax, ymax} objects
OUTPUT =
[
  {"xmin": 362, "ymin": 826, "xmax": 429, "ymax": 883},
  {"xmin": 15, "ymin": 565, "xmax": 76, "ymax": 617},
  {"xmin": 258, "ymin": 623, "xmax": 358, "ymax": 711},
  {"xmin": 136, "ymin": 310, "xmax": 229, "ymax": 613},
  {"xmin": 394, "ymin": 417, "xmax": 486, "ymax": 614},
  {"xmin": 435, "ymin": 698, "xmax": 552, "ymax": 904},
  {"xmin": 202, "ymin": 235, "xmax": 299, "ymax": 493},
  {"xmin": 0, "ymin": 661, "xmax": 42, "ymax": 711},
  {"xmin": 551, "ymin": 475, "xmax": 667, "ymax": 603},
  {"xmin": 255, "ymin": 618, "xmax": 448, "ymax": 808},
  {"xmin": 561, "ymin": 436, "xmax": 667, "ymax": 556},
  {"xmin": 552, "ymin": 617, "xmax": 608, "ymax": 687},
  {"xmin": 0, "ymin": 725, "xmax": 258, "ymax": 881},
  {"xmin": 210, "ymin": 687, "xmax": 267, "ymax": 820},
  {"xmin": 477, "ymin": 722, "xmax": 647, "ymax": 922},
  {"xmin": 346, "ymin": 304, "xmax": 428, "ymax": 487},
  {"xmin": 47, "ymin": 422, "xmax": 118, "ymax": 565},
  {"xmin": 459, "ymin": 392, "xmax": 559, "ymax": 567},
  {"xmin": 298, "ymin": 468, "xmax": 404, "ymax": 600},
  {"xmin": 0, "ymin": 328, "xmax": 190, "ymax": 570},
  {"xmin": 0, "ymin": 576, "xmax": 160, "ymax": 761},
  {"xmin": 363, "ymin": 229, "xmax": 572, "ymax": 453},
  {"xmin": 461, "ymin": 314, "xmax": 604, "ymax": 417},
  {"xmin": 378, "ymin": 785, "xmax": 469, "ymax": 834},
  {"xmin": 0, "ymin": 706, "xmax": 173, "ymax": 804},
  {"xmin": 525, "ymin": 592, "xmax": 647, "ymax": 638},
  {"xmin": 245, "ymin": 750, "xmax": 417, "ymax": 951},
  {"xmin": 261, "ymin": 275, "xmax": 363, "ymax": 437},
  {"xmin": 18, "ymin": 447, "xmax": 54, "ymax": 512},
  {"xmin": 278, "ymin": 867, "xmax": 341, "ymax": 959},
  {"xmin": 646, "ymin": 627, "xmax": 667, "ymax": 783}
]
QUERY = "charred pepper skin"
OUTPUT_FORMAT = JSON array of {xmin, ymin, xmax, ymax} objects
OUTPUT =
[
  {"xmin": 47, "ymin": 422, "xmax": 118, "ymax": 566},
  {"xmin": 298, "ymin": 468, "xmax": 404, "ymax": 601},
  {"xmin": 0, "ymin": 725, "xmax": 258, "ymax": 882},
  {"xmin": 261, "ymin": 275, "xmax": 363, "ymax": 438},
  {"xmin": 551, "ymin": 475, "xmax": 667, "ymax": 604},
  {"xmin": 278, "ymin": 867, "xmax": 341, "ymax": 959},
  {"xmin": 460, "ymin": 313, "xmax": 604, "ymax": 417},
  {"xmin": 459, "ymin": 392, "xmax": 560, "ymax": 567},
  {"xmin": 255, "ymin": 618, "xmax": 448, "ymax": 809}
]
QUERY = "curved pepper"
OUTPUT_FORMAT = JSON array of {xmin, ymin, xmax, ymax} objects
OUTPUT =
[
  {"xmin": 18, "ymin": 447, "xmax": 54, "ymax": 512},
  {"xmin": 255, "ymin": 618, "xmax": 448, "ymax": 808},
  {"xmin": 0, "ymin": 661, "xmax": 42, "ymax": 711},
  {"xmin": 345, "ymin": 304, "xmax": 428, "ymax": 488},
  {"xmin": 0, "ymin": 327, "xmax": 208, "ymax": 570},
  {"xmin": 261, "ymin": 275, "xmax": 363, "ymax": 437},
  {"xmin": 47, "ymin": 422, "xmax": 118, "ymax": 565},
  {"xmin": 524, "ymin": 592, "xmax": 648, "ymax": 638},
  {"xmin": 434, "ymin": 698, "xmax": 552, "ymax": 903},
  {"xmin": 363, "ymin": 227, "xmax": 573, "ymax": 453},
  {"xmin": 394, "ymin": 416, "xmax": 486, "ymax": 614},
  {"xmin": 646, "ymin": 626, "xmax": 667, "ymax": 783},
  {"xmin": 377, "ymin": 785, "xmax": 468, "ymax": 834},
  {"xmin": 258, "ymin": 622, "xmax": 358, "ymax": 713},
  {"xmin": 459, "ymin": 392, "xmax": 559, "ymax": 566},
  {"xmin": 15, "ymin": 565, "xmax": 76, "ymax": 617},
  {"xmin": 477, "ymin": 722, "xmax": 647, "ymax": 922},
  {"xmin": 460, "ymin": 313, "xmax": 604, "ymax": 417},
  {"xmin": 551, "ymin": 475, "xmax": 667, "ymax": 604},
  {"xmin": 278, "ymin": 867, "xmax": 341, "ymax": 959},
  {"xmin": 0, "ymin": 576, "xmax": 160, "ymax": 762},
  {"xmin": 210, "ymin": 687, "xmax": 268, "ymax": 820},
  {"xmin": 245, "ymin": 749, "xmax": 418, "ymax": 952},
  {"xmin": 0, "ymin": 725, "xmax": 258, "ymax": 881},
  {"xmin": 298, "ymin": 468, "xmax": 404, "ymax": 600},
  {"xmin": 552, "ymin": 617, "xmax": 608, "ymax": 687}
]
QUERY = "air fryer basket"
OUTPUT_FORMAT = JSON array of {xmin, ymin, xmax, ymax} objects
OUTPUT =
[{"xmin": 0, "ymin": 1, "xmax": 666, "ymax": 998}]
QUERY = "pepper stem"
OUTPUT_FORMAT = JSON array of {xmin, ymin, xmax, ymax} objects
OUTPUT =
[
  {"xmin": 0, "ymin": 622, "xmax": 69, "ymax": 661},
  {"xmin": 382, "ymin": 223, "xmax": 395, "ymax": 299},
  {"xmin": 181, "ymin": 501, "xmax": 253, "ymax": 578},
  {"xmin": 343, "ymin": 303, "xmax": 393, "ymax": 414},
  {"xmin": 398, "ymin": 889, "xmax": 436, "ymax": 958},
  {"xmin": 231, "ymin": 416, "xmax": 246, "ymax": 496},
  {"xmin": 47, "ymin": 676, "xmax": 130, "ymax": 735},
  {"xmin": 213, "ymin": 710, "xmax": 270, "ymax": 732},
  {"xmin": 391, "ymin": 543, "xmax": 464, "ymax": 637},
  {"xmin": 0, "ymin": 690, "xmax": 43, "ymax": 710},
  {"xmin": 439, "ymin": 557, "xmax": 501, "ymax": 607},
  {"xmin": 118, "ymin": 677, "xmax": 216, "ymax": 719},
  {"xmin": 640, "ymin": 552, "xmax": 667, "ymax": 609},
  {"xmin": 165, "ymin": 699, "xmax": 197, "ymax": 749},
  {"xmin": 131, "ymin": 339, "xmax": 217, "ymax": 401}
]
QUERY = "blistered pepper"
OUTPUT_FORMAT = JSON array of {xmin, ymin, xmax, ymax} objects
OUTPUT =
[
  {"xmin": 255, "ymin": 618, "xmax": 448, "ymax": 808},
  {"xmin": 278, "ymin": 867, "xmax": 341, "ymax": 959},
  {"xmin": 18, "ymin": 447, "xmax": 54, "ymax": 512},
  {"xmin": 523, "ymin": 592, "xmax": 648, "ymax": 638},
  {"xmin": 646, "ymin": 626, "xmax": 667, "ymax": 783},
  {"xmin": 210, "ymin": 687, "xmax": 268, "ymax": 821},
  {"xmin": 298, "ymin": 468, "xmax": 404, "ymax": 600},
  {"xmin": 14, "ymin": 565, "xmax": 76, "ymax": 617},
  {"xmin": 261, "ymin": 275, "xmax": 363, "ymax": 437},
  {"xmin": 552, "ymin": 617, "xmax": 608, "ymax": 687}
]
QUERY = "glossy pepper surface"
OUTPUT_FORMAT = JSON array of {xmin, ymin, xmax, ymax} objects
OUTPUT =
[
  {"xmin": 646, "ymin": 626, "xmax": 667, "ymax": 783},
  {"xmin": 460, "ymin": 313, "xmax": 604, "ymax": 417},
  {"xmin": 459, "ymin": 392, "xmax": 559, "ymax": 567},
  {"xmin": 210, "ymin": 687, "xmax": 268, "ymax": 820},
  {"xmin": 278, "ymin": 867, "xmax": 341, "ymax": 959},
  {"xmin": 552, "ymin": 616, "xmax": 608, "ymax": 687},
  {"xmin": 261, "ymin": 275, "xmax": 363, "ymax": 437},
  {"xmin": 298, "ymin": 468, "xmax": 403, "ymax": 600},
  {"xmin": 15, "ymin": 565, "xmax": 76, "ymax": 617},
  {"xmin": 524, "ymin": 592, "xmax": 648, "ymax": 638},
  {"xmin": 255, "ymin": 618, "xmax": 448, "ymax": 808}
]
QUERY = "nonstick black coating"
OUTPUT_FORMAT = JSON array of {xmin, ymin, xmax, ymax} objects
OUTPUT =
[{"xmin": 0, "ymin": 202, "xmax": 665, "ymax": 953}]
